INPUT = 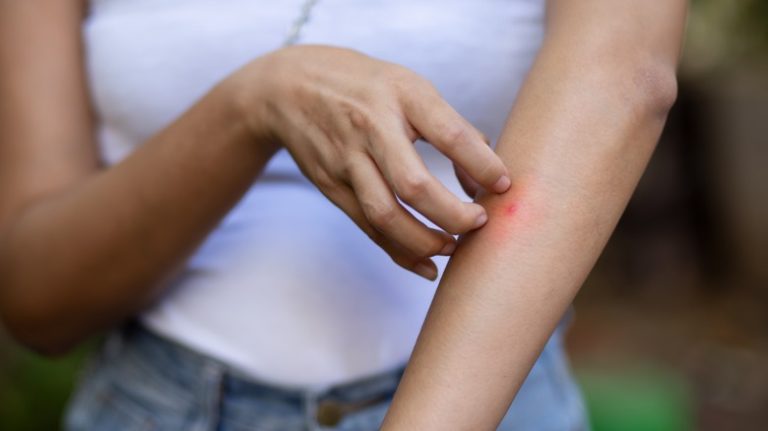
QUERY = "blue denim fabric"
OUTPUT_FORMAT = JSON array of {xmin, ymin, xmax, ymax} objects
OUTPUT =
[{"xmin": 64, "ymin": 323, "xmax": 588, "ymax": 430}]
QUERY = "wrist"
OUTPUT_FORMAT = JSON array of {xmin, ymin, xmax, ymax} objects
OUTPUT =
[{"xmin": 220, "ymin": 60, "xmax": 281, "ymax": 160}]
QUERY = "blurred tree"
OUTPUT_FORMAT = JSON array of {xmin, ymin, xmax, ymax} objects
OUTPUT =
[{"xmin": 0, "ymin": 336, "xmax": 91, "ymax": 430}]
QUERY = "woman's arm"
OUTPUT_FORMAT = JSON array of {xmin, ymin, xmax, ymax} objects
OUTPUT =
[
  {"xmin": 383, "ymin": 0, "xmax": 688, "ymax": 429},
  {"xmin": 0, "ymin": 0, "xmax": 275, "ymax": 355},
  {"xmin": 0, "ymin": 2, "xmax": 508, "ymax": 355}
]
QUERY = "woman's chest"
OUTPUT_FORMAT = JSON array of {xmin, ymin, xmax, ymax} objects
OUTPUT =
[{"xmin": 84, "ymin": 0, "xmax": 544, "ymax": 145}]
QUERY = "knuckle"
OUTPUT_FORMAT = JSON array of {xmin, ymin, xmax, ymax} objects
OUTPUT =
[
  {"xmin": 335, "ymin": 156, "xmax": 357, "ymax": 180},
  {"xmin": 310, "ymin": 165, "xmax": 338, "ymax": 191},
  {"xmin": 417, "ymin": 236, "xmax": 445, "ymax": 258},
  {"xmin": 363, "ymin": 199, "xmax": 398, "ymax": 229},
  {"xmin": 387, "ymin": 64, "xmax": 416, "ymax": 86},
  {"xmin": 437, "ymin": 123, "xmax": 469, "ymax": 149},
  {"xmin": 389, "ymin": 67, "xmax": 428, "ymax": 97},
  {"xmin": 364, "ymin": 121, "xmax": 389, "ymax": 143},
  {"xmin": 406, "ymin": 72, "xmax": 435, "ymax": 92},
  {"xmin": 394, "ymin": 172, "xmax": 430, "ymax": 201},
  {"xmin": 342, "ymin": 101, "xmax": 374, "ymax": 132}
]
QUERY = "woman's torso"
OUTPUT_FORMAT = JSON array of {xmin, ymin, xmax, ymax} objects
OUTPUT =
[{"xmin": 83, "ymin": 0, "xmax": 546, "ymax": 388}]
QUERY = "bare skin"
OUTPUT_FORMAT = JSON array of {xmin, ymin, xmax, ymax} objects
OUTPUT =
[
  {"xmin": 382, "ymin": 0, "xmax": 688, "ymax": 429},
  {"xmin": 0, "ymin": 1, "xmax": 509, "ymax": 354}
]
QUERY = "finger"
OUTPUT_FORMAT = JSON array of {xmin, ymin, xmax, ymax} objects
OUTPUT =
[
  {"xmin": 324, "ymin": 181, "xmax": 441, "ymax": 281},
  {"xmin": 346, "ymin": 152, "xmax": 457, "ymax": 259},
  {"xmin": 454, "ymin": 133, "xmax": 490, "ymax": 198},
  {"xmin": 401, "ymin": 85, "xmax": 510, "ymax": 193},
  {"xmin": 367, "ymin": 120, "xmax": 488, "ymax": 234},
  {"xmin": 454, "ymin": 163, "xmax": 482, "ymax": 199}
]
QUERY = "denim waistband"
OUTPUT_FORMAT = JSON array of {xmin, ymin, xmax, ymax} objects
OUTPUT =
[
  {"xmin": 103, "ymin": 321, "xmax": 404, "ymax": 428},
  {"xmin": 68, "ymin": 318, "xmax": 587, "ymax": 430}
]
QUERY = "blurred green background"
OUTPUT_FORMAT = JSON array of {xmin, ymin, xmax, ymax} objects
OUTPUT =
[
  {"xmin": 2, "ymin": 1, "xmax": 767, "ymax": 430},
  {"xmin": 570, "ymin": 0, "xmax": 768, "ymax": 429}
]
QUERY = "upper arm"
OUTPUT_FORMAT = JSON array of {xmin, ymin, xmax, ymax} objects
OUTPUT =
[
  {"xmin": 544, "ymin": 0, "xmax": 688, "ymax": 55},
  {"xmin": 0, "ymin": 0, "xmax": 99, "ymax": 226},
  {"xmin": 539, "ymin": 0, "xmax": 686, "ymax": 118}
]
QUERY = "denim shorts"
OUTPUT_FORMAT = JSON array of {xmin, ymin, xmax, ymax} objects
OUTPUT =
[{"xmin": 64, "ymin": 322, "xmax": 588, "ymax": 430}]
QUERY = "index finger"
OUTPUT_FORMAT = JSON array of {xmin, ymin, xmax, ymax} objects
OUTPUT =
[
  {"xmin": 367, "ymin": 122, "xmax": 488, "ymax": 235},
  {"xmin": 401, "ymin": 84, "xmax": 511, "ymax": 194}
]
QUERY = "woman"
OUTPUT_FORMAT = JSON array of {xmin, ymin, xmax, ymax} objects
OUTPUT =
[{"xmin": 0, "ymin": 0, "xmax": 686, "ymax": 429}]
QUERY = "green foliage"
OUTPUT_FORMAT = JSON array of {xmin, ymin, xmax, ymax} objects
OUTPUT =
[
  {"xmin": 734, "ymin": 0, "xmax": 768, "ymax": 56},
  {"xmin": 577, "ymin": 366, "xmax": 694, "ymax": 431},
  {"xmin": 0, "ymin": 342, "xmax": 91, "ymax": 431},
  {"xmin": 688, "ymin": 0, "xmax": 768, "ymax": 69}
]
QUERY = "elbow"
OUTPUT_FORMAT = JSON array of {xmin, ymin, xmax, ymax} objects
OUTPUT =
[
  {"xmin": 0, "ymin": 216, "xmax": 99, "ymax": 356},
  {"xmin": 631, "ymin": 61, "xmax": 678, "ymax": 119},
  {"xmin": 12, "ymin": 336, "xmax": 79, "ymax": 359},
  {"xmin": 0, "ymin": 283, "xmax": 84, "ymax": 357},
  {"xmin": 548, "ymin": 18, "xmax": 682, "ymax": 120},
  {"xmin": 569, "ymin": 41, "xmax": 680, "ymax": 120},
  {"xmin": 590, "ymin": 58, "xmax": 679, "ymax": 126},
  {"xmin": 0, "ymin": 234, "xmax": 88, "ymax": 356},
  {"xmin": 1, "ymin": 309, "xmax": 84, "ymax": 358}
]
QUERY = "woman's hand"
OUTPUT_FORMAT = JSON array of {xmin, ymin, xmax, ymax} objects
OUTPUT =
[{"xmin": 232, "ymin": 45, "xmax": 510, "ymax": 280}]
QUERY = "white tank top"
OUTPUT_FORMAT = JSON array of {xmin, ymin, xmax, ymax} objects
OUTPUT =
[{"xmin": 83, "ymin": 0, "xmax": 545, "ymax": 388}]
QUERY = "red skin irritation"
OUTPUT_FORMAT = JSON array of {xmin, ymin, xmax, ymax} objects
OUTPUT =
[
  {"xmin": 478, "ymin": 176, "xmax": 541, "ymax": 243},
  {"xmin": 503, "ymin": 203, "xmax": 518, "ymax": 217},
  {"xmin": 475, "ymin": 181, "xmax": 531, "ymax": 241},
  {"xmin": 476, "ymin": 201, "xmax": 521, "ymax": 245}
]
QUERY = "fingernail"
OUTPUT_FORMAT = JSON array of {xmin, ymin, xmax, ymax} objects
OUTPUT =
[
  {"xmin": 439, "ymin": 241, "xmax": 457, "ymax": 256},
  {"xmin": 414, "ymin": 262, "xmax": 437, "ymax": 281},
  {"xmin": 474, "ymin": 211, "xmax": 488, "ymax": 228},
  {"xmin": 492, "ymin": 176, "xmax": 511, "ymax": 193}
]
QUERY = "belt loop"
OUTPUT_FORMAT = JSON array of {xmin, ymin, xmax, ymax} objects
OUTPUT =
[
  {"xmin": 200, "ymin": 361, "xmax": 226, "ymax": 431},
  {"xmin": 102, "ymin": 327, "xmax": 126, "ymax": 361},
  {"xmin": 103, "ymin": 319, "xmax": 141, "ymax": 360},
  {"xmin": 304, "ymin": 389, "xmax": 322, "ymax": 431}
]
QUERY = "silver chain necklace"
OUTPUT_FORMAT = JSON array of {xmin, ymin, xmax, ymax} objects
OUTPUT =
[{"xmin": 282, "ymin": 0, "xmax": 320, "ymax": 47}]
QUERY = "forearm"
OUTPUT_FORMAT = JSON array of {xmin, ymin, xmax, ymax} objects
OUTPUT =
[
  {"xmin": 383, "ymin": 0, "xmax": 687, "ymax": 429},
  {"xmin": 0, "ymin": 79, "xmax": 274, "ymax": 355}
]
